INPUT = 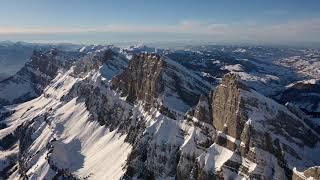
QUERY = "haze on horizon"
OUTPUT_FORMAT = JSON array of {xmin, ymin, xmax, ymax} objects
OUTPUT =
[{"xmin": 1, "ymin": 0, "xmax": 320, "ymax": 46}]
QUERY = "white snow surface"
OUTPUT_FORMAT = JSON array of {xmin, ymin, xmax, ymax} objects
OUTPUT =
[
  {"xmin": 0, "ymin": 78, "xmax": 36, "ymax": 102},
  {"xmin": 276, "ymin": 54, "xmax": 320, "ymax": 79},
  {"xmin": 1, "ymin": 47, "xmax": 320, "ymax": 179},
  {"xmin": 240, "ymin": 88, "xmax": 320, "ymax": 171},
  {"xmin": 0, "ymin": 69, "xmax": 132, "ymax": 180},
  {"xmin": 198, "ymin": 143, "xmax": 234, "ymax": 171}
]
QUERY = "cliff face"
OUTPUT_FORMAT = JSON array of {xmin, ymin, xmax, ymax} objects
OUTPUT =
[
  {"xmin": 172, "ymin": 73, "xmax": 320, "ymax": 180},
  {"xmin": 73, "ymin": 48, "xmax": 129, "ymax": 79},
  {"xmin": 192, "ymin": 95, "xmax": 213, "ymax": 124},
  {"xmin": 212, "ymin": 74, "xmax": 248, "ymax": 139},
  {"xmin": 29, "ymin": 49, "xmax": 64, "ymax": 78},
  {"xmin": 0, "ymin": 49, "xmax": 79, "ymax": 107},
  {"xmin": 111, "ymin": 53, "xmax": 165, "ymax": 108},
  {"xmin": 293, "ymin": 166, "xmax": 320, "ymax": 180},
  {"xmin": 1, "ymin": 48, "xmax": 320, "ymax": 180},
  {"xmin": 112, "ymin": 53, "xmax": 212, "ymax": 113},
  {"xmin": 110, "ymin": 53, "xmax": 214, "ymax": 178}
]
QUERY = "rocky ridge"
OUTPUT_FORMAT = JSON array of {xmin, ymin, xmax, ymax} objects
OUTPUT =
[
  {"xmin": 0, "ymin": 47, "xmax": 319, "ymax": 180},
  {"xmin": 112, "ymin": 53, "xmax": 213, "ymax": 114},
  {"xmin": 0, "ymin": 49, "xmax": 81, "ymax": 107}
]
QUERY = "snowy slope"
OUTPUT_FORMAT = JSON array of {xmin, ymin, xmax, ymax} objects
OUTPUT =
[
  {"xmin": 0, "ymin": 49, "xmax": 82, "ymax": 107},
  {"xmin": 0, "ymin": 69, "xmax": 132, "ymax": 179},
  {"xmin": 276, "ymin": 53, "xmax": 320, "ymax": 79},
  {"xmin": 166, "ymin": 48, "xmax": 300, "ymax": 97},
  {"xmin": 0, "ymin": 45, "xmax": 319, "ymax": 180},
  {"xmin": 177, "ymin": 74, "xmax": 320, "ymax": 180},
  {"xmin": 111, "ymin": 53, "xmax": 213, "ymax": 115}
]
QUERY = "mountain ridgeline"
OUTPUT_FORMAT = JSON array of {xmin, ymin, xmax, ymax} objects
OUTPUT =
[{"xmin": 0, "ymin": 45, "xmax": 319, "ymax": 180}]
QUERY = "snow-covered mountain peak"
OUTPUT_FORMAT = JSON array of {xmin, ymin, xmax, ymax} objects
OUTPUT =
[
  {"xmin": 0, "ymin": 49, "xmax": 83, "ymax": 107},
  {"xmin": 72, "ymin": 48, "xmax": 129, "ymax": 80},
  {"xmin": 0, "ymin": 45, "xmax": 320, "ymax": 180},
  {"xmin": 111, "ymin": 52, "xmax": 213, "ymax": 115}
]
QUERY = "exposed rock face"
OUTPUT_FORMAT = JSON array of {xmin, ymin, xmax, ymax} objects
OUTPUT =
[
  {"xmin": 293, "ymin": 167, "xmax": 320, "ymax": 180},
  {"xmin": 30, "ymin": 49, "xmax": 64, "ymax": 78},
  {"xmin": 280, "ymin": 80, "xmax": 320, "ymax": 114},
  {"xmin": 279, "ymin": 80, "xmax": 320, "ymax": 139},
  {"xmin": 212, "ymin": 74, "xmax": 248, "ymax": 139},
  {"xmin": 0, "ymin": 49, "xmax": 79, "ymax": 107},
  {"xmin": 177, "ymin": 73, "xmax": 320, "ymax": 180},
  {"xmin": 62, "ymin": 55, "xmax": 185, "ymax": 179},
  {"xmin": 112, "ymin": 53, "xmax": 212, "ymax": 113},
  {"xmin": 193, "ymin": 95, "xmax": 213, "ymax": 124},
  {"xmin": 62, "ymin": 48, "xmax": 133, "ymax": 133},
  {"xmin": 73, "ymin": 48, "xmax": 129, "ymax": 79},
  {"xmin": 112, "ymin": 53, "xmax": 165, "ymax": 108},
  {"xmin": 63, "ymin": 77, "xmax": 134, "ymax": 134},
  {"xmin": 1, "ymin": 48, "xmax": 320, "ymax": 180}
]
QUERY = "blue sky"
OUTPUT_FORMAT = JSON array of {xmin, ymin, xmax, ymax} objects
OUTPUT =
[{"xmin": 1, "ymin": 0, "xmax": 320, "ymax": 44}]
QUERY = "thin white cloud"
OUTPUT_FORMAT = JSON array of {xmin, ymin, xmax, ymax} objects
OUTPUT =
[
  {"xmin": 0, "ymin": 22, "xmax": 229, "ymax": 35},
  {"xmin": 1, "ymin": 19, "xmax": 319, "ymax": 42}
]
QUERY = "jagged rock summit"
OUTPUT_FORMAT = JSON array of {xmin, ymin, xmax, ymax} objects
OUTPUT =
[
  {"xmin": 112, "ymin": 53, "xmax": 212, "ymax": 114},
  {"xmin": 0, "ymin": 46, "xmax": 319, "ymax": 180},
  {"xmin": 0, "ymin": 49, "xmax": 81, "ymax": 107}
]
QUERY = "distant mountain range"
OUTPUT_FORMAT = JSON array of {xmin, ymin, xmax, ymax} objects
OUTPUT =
[{"xmin": 0, "ymin": 43, "xmax": 319, "ymax": 179}]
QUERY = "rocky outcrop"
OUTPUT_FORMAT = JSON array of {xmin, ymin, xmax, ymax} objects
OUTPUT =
[
  {"xmin": 1, "ymin": 47, "xmax": 320, "ymax": 180},
  {"xmin": 62, "ymin": 77, "xmax": 134, "ymax": 134},
  {"xmin": 112, "ymin": 53, "xmax": 212, "ymax": 113},
  {"xmin": 280, "ymin": 80, "xmax": 320, "ymax": 121},
  {"xmin": 111, "ymin": 53, "xmax": 164, "ymax": 108},
  {"xmin": 176, "ymin": 73, "xmax": 320, "ymax": 180},
  {"xmin": 0, "ymin": 49, "xmax": 79, "ymax": 107},
  {"xmin": 192, "ymin": 95, "xmax": 213, "ymax": 124},
  {"xmin": 73, "ymin": 48, "xmax": 129, "ymax": 79},
  {"xmin": 212, "ymin": 74, "xmax": 248, "ymax": 139},
  {"xmin": 29, "ymin": 49, "xmax": 64, "ymax": 78},
  {"xmin": 293, "ymin": 167, "xmax": 320, "ymax": 180}
]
